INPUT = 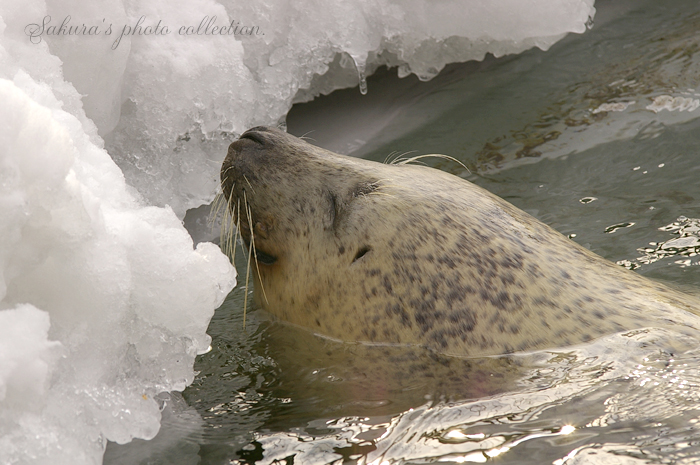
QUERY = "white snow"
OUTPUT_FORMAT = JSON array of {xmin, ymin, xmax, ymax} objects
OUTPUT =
[
  {"xmin": 0, "ymin": 20, "xmax": 235, "ymax": 465},
  {"xmin": 8, "ymin": 0, "xmax": 595, "ymax": 217},
  {"xmin": 0, "ymin": 0, "xmax": 596, "ymax": 463}
]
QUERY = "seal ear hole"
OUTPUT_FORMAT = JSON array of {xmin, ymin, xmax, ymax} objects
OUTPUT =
[{"xmin": 353, "ymin": 246, "xmax": 371, "ymax": 263}]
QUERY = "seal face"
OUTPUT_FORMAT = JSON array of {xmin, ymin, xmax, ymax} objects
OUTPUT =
[{"xmin": 221, "ymin": 126, "xmax": 700, "ymax": 357}]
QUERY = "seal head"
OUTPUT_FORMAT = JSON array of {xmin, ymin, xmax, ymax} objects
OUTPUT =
[{"xmin": 221, "ymin": 126, "xmax": 700, "ymax": 357}]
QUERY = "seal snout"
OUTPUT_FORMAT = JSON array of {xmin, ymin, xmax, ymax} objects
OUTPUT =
[
  {"xmin": 222, "ymin": 131, "xmax": 268, "ymax": 186},
  {"xmin": 224, "ymin": 127, "xmax": 282, "ymax": 174},
  {"xmin": 220, "ymin": 127, "xmax": 284, "ymax": 267}
]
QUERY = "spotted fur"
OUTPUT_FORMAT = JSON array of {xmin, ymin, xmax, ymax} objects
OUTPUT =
[{"xmin": 221, "ymin": 126, "xmax": 700, "ymax": 357}]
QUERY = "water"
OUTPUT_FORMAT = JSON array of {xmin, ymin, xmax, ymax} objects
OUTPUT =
[{"xmin": 105, "ymin": 1, "xmax": 700, "ymax": 463}]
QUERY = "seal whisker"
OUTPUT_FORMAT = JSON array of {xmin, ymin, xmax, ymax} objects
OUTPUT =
[
  {"xmin": 218, "ymin": 187, "xmax": 236, "ymax": 259},
  {"xmin": 364, "ymin": 180, "xmax": 398, "ymax": 197},
  {"xmin": 387, "ymin": 151, "xmax": 418, "ymax": 165},
  {"xmin": 220, "ymin": 166, "xmax": 235, "ymax": 182},
  {"xmin": 383, "ymin": 151, "xmax": 406, "ymax": 164},
  {"xmin": 229, "ymin": 196, "xmax": 241, "ymax": 264},
  {"xmin": 212, "ymin": 183, "xmax": 233, "ymax": 225},
  {"xmin": 212, "ymin": 190, "xmax": 235, "ymax": 261},
  {"xmin": 216, "ymin": 193, "xmax": 228, "ymax": 252},
  {"xmin": 243, "ymin": 175, "xmax": 256, "ymax": 194},
  {"xmin": 241, "ymin": 194, "xmax": 253, "ymax": 330},
  {"xmin": 242, "ymin": 234, "xmax": 253, "ymax": 330},
  {"xmin": 245, "ymin": 199, "xmax": 270, "ymax": 306},
  {"xmin": 367, "ymin": 192, "xmax": 394, "ymax": 198},
  {"xmin": 396, "ymin": 153, "xmax": 471, "ymax": 174},
  {"xmin": 208, "ymin": 190, "xmax": 224, "ymax": 230},
  {"xmin": 298, "ymin": 130, "xmax": 316, "ymax": 142}
]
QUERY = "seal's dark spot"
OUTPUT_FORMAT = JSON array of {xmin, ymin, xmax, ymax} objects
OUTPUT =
[
  {"xmin": 437, "ymin": 256, "xmax": 457, "ymax": 269},
  {"xmin": 446, "ymin": 289, "xmax": 464, "ymax": 305},
  {"xmin": 383, "ymin": 275, "xmax": 393, "ymax": 294}
]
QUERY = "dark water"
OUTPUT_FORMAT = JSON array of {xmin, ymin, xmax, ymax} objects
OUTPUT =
[{"xmin": 105, "ymin": 1, "xmax": 700, "ymax": 463}]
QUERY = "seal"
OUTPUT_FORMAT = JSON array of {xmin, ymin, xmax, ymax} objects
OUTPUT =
[{"xmin": 220, "ymin": 126, "xmax": 700, "ymax": 358}]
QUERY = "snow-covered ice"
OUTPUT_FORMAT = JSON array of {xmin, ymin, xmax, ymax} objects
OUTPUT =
[
  {"xmin": 10, "ymin": 0, "xmax": 595, "ymax": 217},
  {"xmin": 0, "ymin": 13, "xmax": 236, "ymax": 465}
]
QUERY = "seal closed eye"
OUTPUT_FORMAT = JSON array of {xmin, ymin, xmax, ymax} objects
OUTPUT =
[
  {"xmin": 221, "ymin": 126, "xmax": 700, "ymax": 358},
  {"xmin": 327, "ymin": 191, "xmax": 340, "ymax": 230},
  {"xmin": 352, "ymin": 246, "xmax": 371, "ymax": 263}
]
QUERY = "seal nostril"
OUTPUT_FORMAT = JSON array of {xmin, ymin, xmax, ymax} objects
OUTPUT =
[
  {"xmin": 353, "ymin": 246, "xmax": 371, "ymax": 263},
  {"xmin": 239, "ymin": 131, "xmax": 265, "ymax": 145}
]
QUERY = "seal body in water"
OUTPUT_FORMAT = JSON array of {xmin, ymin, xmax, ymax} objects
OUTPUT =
[{"xmin": 220, "ymin": 126, "xmax": 700, "ymax": 357}]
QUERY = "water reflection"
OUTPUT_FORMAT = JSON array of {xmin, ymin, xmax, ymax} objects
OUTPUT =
[
  {"xmin": 617, "ymin": 217, "xmax": 700, "ymax": 270},
  {"xmin": 236, "ymin": 329, "xmax": 700, "ymax": 465}
]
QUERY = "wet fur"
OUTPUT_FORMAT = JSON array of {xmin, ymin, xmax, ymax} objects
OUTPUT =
[{"xmin": 220, "ymin": 126, "xmax": 700, "ymax": 357}]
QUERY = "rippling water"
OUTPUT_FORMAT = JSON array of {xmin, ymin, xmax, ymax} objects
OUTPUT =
[{"xmin": 105, "ymin": 1, "xmax": 700, "ymax": 464}]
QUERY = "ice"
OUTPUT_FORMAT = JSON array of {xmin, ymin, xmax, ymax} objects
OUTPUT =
[
  {"xmin": 0, "ymin": 305, "xmax": 61, "ymax": 409},
  {"xmin": 0, "ymin": 0, "xmax": 595, "ymax": 463},
  {"xmin": 0, "ymin": 37, "xmax": 235, "ymax": 465},
  {"xmin": 8, "ymin": 0, "xmax": 596, "ymax": 217}
]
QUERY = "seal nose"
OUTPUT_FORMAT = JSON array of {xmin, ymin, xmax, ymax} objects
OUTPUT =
[
  {"xmin": 222, "ymin": 126, "xmax": 289, "ymax": 185},
  {"xmin": 222, "ymin": 129, "xmax": 269, "ymax": 186},
  {"xmin": 225, "ymin": 128, "xmax": 269, "ymax": 165}
]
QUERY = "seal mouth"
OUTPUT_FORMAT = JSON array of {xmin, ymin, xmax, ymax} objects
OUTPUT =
[
  {"xmin": 231, "ymin": 210, "xmax": 279, "ymax": 266},
  {"xmin": 221, "ymin": 127, "xmax": 291, "ymax": 267},
  {"xmin": 253, "ymin": 248, "xmax": 277, "ymax": 265}
]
